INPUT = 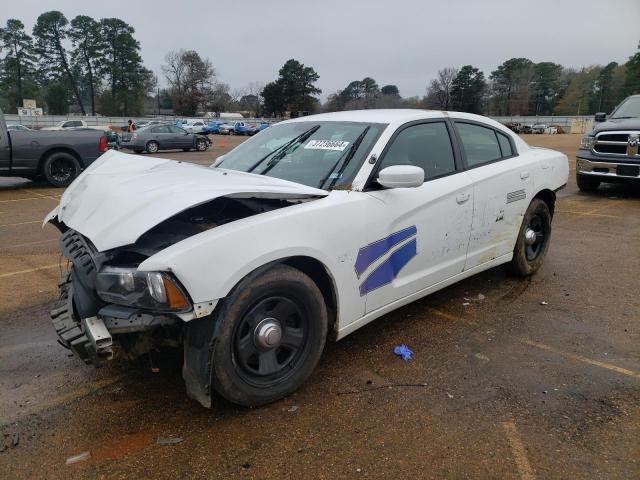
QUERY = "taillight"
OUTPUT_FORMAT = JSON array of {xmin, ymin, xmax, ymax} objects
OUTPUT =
[{"xmin": 99, "ymin": 135, "xmax": 107, "ymax": 152}]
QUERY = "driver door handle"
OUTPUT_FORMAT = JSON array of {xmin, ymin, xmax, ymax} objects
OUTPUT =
[{"xmin": 456, "ymin": 192, "xmax": 471, "ymax": 204}]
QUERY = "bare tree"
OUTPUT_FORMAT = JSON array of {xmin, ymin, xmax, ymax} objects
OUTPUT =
[
  {"xmin": 162, "ymin": 49, "xmax": 215, "ymax": 116},
  {"xmin": 424, "ymin": 67, "xmax": 458, "ymax": 110}
]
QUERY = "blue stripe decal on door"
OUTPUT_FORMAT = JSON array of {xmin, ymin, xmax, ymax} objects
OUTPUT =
[
  {"xmin": 358, "ymin": 238, "xmax": 417, "ymax": 296},
  {"xmin": 354, "ymin": 226, "xmax": 417, "ymax": 278}
]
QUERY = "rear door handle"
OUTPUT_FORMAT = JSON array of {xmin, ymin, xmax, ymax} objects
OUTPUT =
[
  {"xmin": 520, "ymin": 171, "xmax": 530, "ymax": 180},
  {"xmin": 456, "ymin": 192, "xmax": 471, "ymax": 204}
]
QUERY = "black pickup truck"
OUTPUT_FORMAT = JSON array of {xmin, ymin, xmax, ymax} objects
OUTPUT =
[
  {"xmin": 576, "ymin": 94, "xmax": 640, "ymax": 192},
  {"xmin": 0, "ymin": 109, "xmax": 107, "ymax": 187}
]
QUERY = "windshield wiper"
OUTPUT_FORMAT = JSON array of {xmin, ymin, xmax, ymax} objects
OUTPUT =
[
  {"xmin": 319, "ymin": 126, "xmax": 370, "ymax": 190},
  {"xmin": 246, "ymin": 125, "xmax": 320, "ymax": 174}
]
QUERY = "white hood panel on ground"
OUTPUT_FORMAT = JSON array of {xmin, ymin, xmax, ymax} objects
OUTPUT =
[{"xmin": 52, "ymin": 150, "xmax": 327, "ymax": 251}]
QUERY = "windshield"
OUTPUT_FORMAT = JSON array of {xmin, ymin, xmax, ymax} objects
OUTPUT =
[
  {"xmin": 611, "ymin": 97, "xmax": 640, "ymax": 119},
  {"xmin": 216, "ymin": 121, "xmax": 385, "ymax": 189}
]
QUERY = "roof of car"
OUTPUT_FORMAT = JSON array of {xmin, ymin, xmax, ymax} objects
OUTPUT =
[
  {"xmin": 283, "ymin": 109, "xmax": 507, "ymax": 127},
  {"xmin": 283, "ymin": 109, "xmax": 531, "ymax": 152}
]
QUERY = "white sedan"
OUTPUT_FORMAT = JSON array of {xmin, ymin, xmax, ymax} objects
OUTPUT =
[{"xmin": 45, "ymin": 109, "xmax": 568, "ymax": 408}]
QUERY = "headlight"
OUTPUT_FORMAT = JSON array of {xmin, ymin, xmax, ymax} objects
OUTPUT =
[
  {"xmin": 580, "ymin": 135, "xmax": 596, "ymax": 150},
  {"xmin": 95, "ymin": 267, "xmax": 190, "ymax": 311}
]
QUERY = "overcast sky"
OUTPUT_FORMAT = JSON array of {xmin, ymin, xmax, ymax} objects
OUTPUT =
[{"xmin": 5, "ymin": 0, "xmax": 639, "ymax": 100}]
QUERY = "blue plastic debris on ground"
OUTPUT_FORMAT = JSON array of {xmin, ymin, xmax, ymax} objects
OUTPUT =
[{"xmin": 393, "ymin": 344, "xmax": 413, "ymax": 361}]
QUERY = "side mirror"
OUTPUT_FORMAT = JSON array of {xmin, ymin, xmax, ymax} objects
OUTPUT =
[
  {"xmin": 377, "ymin": 165, "xmax": 424, "ymax": 188},
  {"xmin": 594, "ymin": 112, "xmax": 606, "ymax": 122}
]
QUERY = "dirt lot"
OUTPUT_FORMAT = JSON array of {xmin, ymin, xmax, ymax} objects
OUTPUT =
[{"xmin": 0, "ymin": 134, "xmax": 638, "ymax": 479}]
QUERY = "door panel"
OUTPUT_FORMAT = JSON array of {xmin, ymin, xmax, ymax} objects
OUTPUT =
[
  {"xmin": 357, "ymin": 121, "xmax": 473, "ymax": 314},
  {"xmin": 362, "ymin": 173, "xmax": 474, "ymax": 313},
  {"xmin": 151, "ymin": 125, "xmax": 172, "ymax": 149},
  {"xmin": 454, "ymin": 122, "xmax": 536, "ymax": 269}
]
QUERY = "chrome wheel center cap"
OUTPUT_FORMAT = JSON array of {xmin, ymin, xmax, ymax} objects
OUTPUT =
[
  {"xmin": 524, "ymin": 228, "xmax": 537, "ymax": 246},
  {"xmin": 254, "ymin": 318, "xmax": 282, "ymax": 349}
]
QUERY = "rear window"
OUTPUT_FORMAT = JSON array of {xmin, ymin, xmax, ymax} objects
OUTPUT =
[
  {"xmin": 455, "ymin": 122, "xmax": 517, "ymax": 167},
  {"xmin": 497, "ymin": 132, "xmax": 514, "ymax": 157}
]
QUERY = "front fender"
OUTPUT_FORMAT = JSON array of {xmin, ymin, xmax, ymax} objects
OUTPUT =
[{"xmin": 138, "ymin": 190, "xmax": 373, "ymax": 328}]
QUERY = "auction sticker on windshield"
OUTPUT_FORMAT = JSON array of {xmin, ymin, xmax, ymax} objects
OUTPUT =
[{"xmin": 304, "ymin": 140, "xmax": 350, "ymax": 151}]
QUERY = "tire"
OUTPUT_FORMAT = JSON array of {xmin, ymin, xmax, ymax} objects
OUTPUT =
[
  {"xmin": 576, "ymin": 172, "xmax": 600, "ymax": 192},
  {"xmin": 42, "ymin": 152, "xmax": 81, "ymax": 188},
  {"xmin": 209, "ymin": 264, "xmax": 328, "ymax": 407},
  {"xmin": 195, "ymin": 138, "xmax": 208, "ymax": 152},
  {"xmin": 146, "ymin": 141, "xmax": 159, "ymax": 153},
  {"xmin": 508, "ymin": 198, "xmax": 552, "ymax": 276}
]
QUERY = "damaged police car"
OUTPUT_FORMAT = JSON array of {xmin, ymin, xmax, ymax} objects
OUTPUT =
[{"xmin": 46, "ymin": 110, "xmax": 568, "ymax": 408}]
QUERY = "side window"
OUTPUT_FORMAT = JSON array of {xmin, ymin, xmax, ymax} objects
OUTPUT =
[
  {"xmin": 378, "ymin": 122, "xmax": 456, "ymax": 180},
  {"xmin": 169, "ymin": 125, "xmax": 186, "ymax": 134},
  {"xmin": 497, "ymin": 131, "xmax": 514, "ymax": 157},
  {"xmin": 151, "ymin": 125, "xmax": 170, "ymax": 134},
  {"xmin": 455, "ymin": 122, "xmax": 502, "ymax": 167}
]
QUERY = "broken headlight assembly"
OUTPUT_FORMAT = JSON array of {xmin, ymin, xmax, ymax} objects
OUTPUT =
[{"xmin": 95, "ymin": 267, "xmax": 190, "ymax": 311}]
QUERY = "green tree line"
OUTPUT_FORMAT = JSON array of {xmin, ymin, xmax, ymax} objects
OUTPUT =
[{"xmin": 0, "ymin": 12, "xmax": 155, "ymax": 116}]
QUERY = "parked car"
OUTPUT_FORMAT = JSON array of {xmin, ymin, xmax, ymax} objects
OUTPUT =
[
  {"xmin": 120, "ymin": 124, "xmax": 210, "ymax": 153},
  {"xmin": 504, "ymin": 122, "xmax": 524, "ymax": 133},
  {"xmin": 531, "ymin": 124, "xmax": 547, "ymax": 134},
  {"xmin": 46, "ymin": 109, "xmax": 568, "ymax": 408},
  {"xmin": 183, "ymin": 119, "xmax": 208, "ymax": 134},
  {"xmin": 243, "ymin": 124, "xmax": 260, "ymax": 136},
  {"xmin": 521, "ymin": 125, "xmax": 533, "ymax": 134},
  {"xmin": 576, "ymin": 94, "xmax": 640, "ymax": 192},
  {"xmin": 7, "ymin": 123, "xmax": 30, "ymax": 131},
  {"xmin": 201, "ymin": 121, "xmax": 223, "ymax": 135},
  {"xmin": 41, "ymin": 119, "xmax": 109, "ymax": 132},
  {"xmin": 218, "ymin": 122, "xmax": 235, "ymax": 135},
  {"xmin": 0, "ymin": 109, "xmax": 107, "ymax": 187}
]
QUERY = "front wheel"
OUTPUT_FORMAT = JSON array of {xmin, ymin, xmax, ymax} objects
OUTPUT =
[
  {"xmin": 576, "ymin": 173, "xmax": 600, "ymax": 192},
  {"xmin": 210, "ymin": 265, "xmax": 328, "ymax": 407},
  {"xmin": 195, "ymin": 138, "xmax": 208, "ymax": 151},
  {"xmin": 508, "ymin": 198, "xmax": 552, "ymax": 276},
  {"xmin": 42, "ymin": 152, "xmax": 81, "ymax": 187}
]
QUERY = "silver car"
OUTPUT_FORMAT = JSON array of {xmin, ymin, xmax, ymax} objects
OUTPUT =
[{"xmin": 122, "ymin": 124, "xmax": 210, "ymax": 153}]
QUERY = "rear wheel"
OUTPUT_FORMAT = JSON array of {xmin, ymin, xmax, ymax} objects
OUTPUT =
[
  {"xmin": 508, "ymin": 199, "xmax": 552, "ymax": 276},
  {"xmin": 146, "ymin": 141, "xmax": 159, "ymax": 153},
  {"xmin": 576, "ymin": 172, "xmax": 600, "ymax": 192},
  {"xmin": 210, "ymin": 265, "xmax": 327, "ymax": 407},
  {"xmin": 42, "ymin": 152, "xmax": 81, "ymax": 187}
]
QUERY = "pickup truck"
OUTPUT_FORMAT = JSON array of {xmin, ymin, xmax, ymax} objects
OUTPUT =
[
  {"xmin": 576, "ymin": 94, "xmax": 640, "ymax": 191},
  {"xmin": 0, "ymin": 109, "xmax": 107, "ymax": 187},
  {"xmin": 41, "ymin": 119, "xmax": 109, "ymax": 132}
]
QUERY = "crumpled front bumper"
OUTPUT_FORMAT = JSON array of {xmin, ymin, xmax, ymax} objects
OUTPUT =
[{"xmin": 51, "ymin": 272, "xmax": 178, "ymax": 365}]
